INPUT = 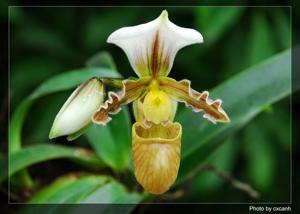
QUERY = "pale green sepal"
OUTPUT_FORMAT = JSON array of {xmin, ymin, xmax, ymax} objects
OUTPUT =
[{"xmin": 67, "ymin": 123, "xmax": 92, "ymax": 141}]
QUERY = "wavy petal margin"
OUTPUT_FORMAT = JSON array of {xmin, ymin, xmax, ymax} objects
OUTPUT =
[
  {"xmin": 158, "ymin": 77, "xmax": 230, "ymax": 123},
  {"xmin": 92, "ymin": 77, "xmax": 151, "ymax": 125}
]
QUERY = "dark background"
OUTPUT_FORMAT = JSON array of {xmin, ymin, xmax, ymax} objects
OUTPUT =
[{"xmin": 1, "ymin": 2, "xmax": 299, "ymax": 213}]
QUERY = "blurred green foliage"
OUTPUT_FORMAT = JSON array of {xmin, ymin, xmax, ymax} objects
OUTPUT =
[{"xmin": 3, "ymin": 6, "xmax": 295, "ymax": 210}]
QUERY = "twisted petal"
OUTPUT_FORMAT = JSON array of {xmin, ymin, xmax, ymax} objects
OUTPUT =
[
  {"xmin": 132, "ymin": 122, "xmax": 182, "ymax": 194},
  {"xmin": 107, "ymin": 10, "xmax": 203, "ymax": 77},
  {"xmin": 49, "ymin": 77, "xmax": 104, "ymax": 139},
  {"xmin": 158, "ymin": 77, "xmax": 230, "ymax": 123},
  {"xmin": 92, "ymin": 77, "xmax": 151, "ymax": 125}
]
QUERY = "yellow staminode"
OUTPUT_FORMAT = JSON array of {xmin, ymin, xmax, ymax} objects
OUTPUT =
[{"xmin": 143, "ymin": 89, "xmax": 172, "ymax": 124}]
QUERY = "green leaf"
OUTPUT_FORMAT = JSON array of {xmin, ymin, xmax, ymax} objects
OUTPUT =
[
  {"xmin": 30, "ymin": 68, "xmax": 120, "ymax": 99},
  {"xmin": 189, "ymin": 137, "xmax": 237, "ymax": 195},
  {"xmin": 85, "ymin": 108, "xmax": 131, "ymax": 171},
  {"xmin": 86, "ymin": 51, "xmax": 117, "ymax": 71},
  {"xmin": 10, "ymin": 99, "xmax": 33, "ymax": 154},
  {"xmin": 80, "ymin": 179, "xmax": 141, "ymax": 203},
  {"xmin": 195, "ymin": 7, "xmax": 244, "ymax": 45},
  {"xmin": 176, "ymin": 49, "xmax": 291, "ymax": 184},
  {"xmin": 29, "ymin": 175, "xmax": 109, "ymax": 203},
  {"xmin": 28, "ymin": 175, "xmax": 79, "ymax": 203},
  {"xmin": 271, "ymin": 9, "xmax": 291, "ymax": 50},
  {"xmin": 23, "ymin": 175, "xmax": 142, "ymax": 209},
  {"xmin": 262, "ymin": 104, "xmax": 290, "ymax": 150},
  {"xmin": 84, "ymin": 52, "xmax": 132, "ymax": 171},
  {"xmin": 81, "ymin": 8, "xmax": 136, "ymax": 52},
  {"xmin": 221, "ymin": 23, "xmax": 248, "ymax": 79},
  {"xmin": 243, "ymin": 122, "xmax": 275, "ymax": 190},
  {"xmin": 24, "ymin": 93, "xmax": 82, "ymax": 144},
  {"xmin": 0, "ymin": 144, "xmax": 104, "ymax": 182},
  {"xmin": 10, "ymin": 57, "xmax": 64, "ymax": 110},
  {"xmin": 246, "ymin": 12, "xmax": 276, "ymax": 66}
]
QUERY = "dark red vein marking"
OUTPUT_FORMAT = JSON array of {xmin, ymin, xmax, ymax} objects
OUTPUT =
[{"xmin": 151, "ymin": 31, "xmax": 160, "ymax": 78}]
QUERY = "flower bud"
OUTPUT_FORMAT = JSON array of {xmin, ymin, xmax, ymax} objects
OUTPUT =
[{"xmin": 49, "ymin": 77, "xmax": 103, "ymax": 139}]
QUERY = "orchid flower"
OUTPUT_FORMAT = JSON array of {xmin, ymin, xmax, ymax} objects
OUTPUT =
[{"xmin": 49, "ymin": 10, "xmax": 230, "ymax": 195}]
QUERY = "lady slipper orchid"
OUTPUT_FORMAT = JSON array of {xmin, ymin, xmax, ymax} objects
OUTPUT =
[{"xmin": 49, "ymin": 10, "xmax": 230, "ymax": 195}]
